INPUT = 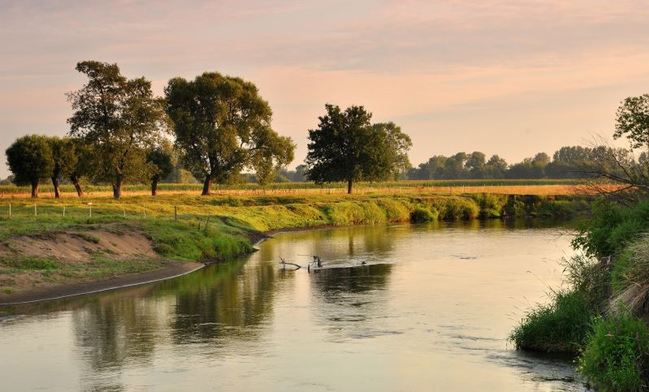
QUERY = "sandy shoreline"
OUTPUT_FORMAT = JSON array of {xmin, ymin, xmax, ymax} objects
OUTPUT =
[{"xmin": 0, "ymin": 261, "xmax": 203, "ymax": 306}]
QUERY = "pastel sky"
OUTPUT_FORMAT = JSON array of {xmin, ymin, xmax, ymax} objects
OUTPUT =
[{"xmin": 1, "ymin": 0, "xmax": 649, "ymax": 177}]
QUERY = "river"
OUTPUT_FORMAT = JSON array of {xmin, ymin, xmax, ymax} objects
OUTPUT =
[{"xmin": 0, "ymin": 222, "xmax": 586, "ymax": 391}]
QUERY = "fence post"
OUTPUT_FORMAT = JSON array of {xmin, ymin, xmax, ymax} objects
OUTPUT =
[
  {"xmin": 123, "ymin": 208, "xmax": 126, "ymax": 218},
  {"xmin": 34, "ymin": 204, "xmax": 37, "ymax": 217},
  {"xmin": 89, "ymin": 204, "xmax": 92, "ymax": 218},
  {"xmin": 174, "ymin": 206, "xmax": 178, "ymax": 221},
  {"xmin": 8, "ymin": 203, "xmax": 11, "ymax": 219},
  {"xmin": 63, "ymin": 205, "xmax": 66, "ymax": 217}
]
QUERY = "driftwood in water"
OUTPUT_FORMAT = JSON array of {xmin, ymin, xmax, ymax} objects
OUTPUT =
[{"xmin": 280, "ymin": 257, "xmax": 301, "ymax": 270}]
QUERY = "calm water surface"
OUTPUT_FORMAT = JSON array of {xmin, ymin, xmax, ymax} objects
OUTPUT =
[{"xmin": 0, "ymin": 222, "xmax": 586, "ymax": 391}]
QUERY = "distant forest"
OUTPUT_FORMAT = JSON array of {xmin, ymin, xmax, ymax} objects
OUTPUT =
[{"xmin": 278, "ymin": 145, "xmax": 622, "ymax": 182}]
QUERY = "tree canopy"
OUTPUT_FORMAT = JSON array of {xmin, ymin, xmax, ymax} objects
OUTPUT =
[
  {"xmin": 67, "ymin": 60, "xmax": 166, "ymax": 199},
  {"xmin": 615, "ymin": 94, "xmax": 649, "ymax": 149},
  {"xmin": 165, "ymin": 72, "xmax": 295, "ymax": 195},
  {"xmin": 305, "ymin": 104, "xmax": 412, "ymax": 193},
  {"xmin": 5, "ymin": 135, "xmax": 53, "ymax": 198}
]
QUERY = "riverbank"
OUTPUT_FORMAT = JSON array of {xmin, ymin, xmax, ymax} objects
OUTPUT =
[
  {"xmin": 511, "ymin": 197, "xmax": 649, "ymax": 391},
  {"xmin": 0, "ymin": 192, "xmax": 593, "ymax": 304}
]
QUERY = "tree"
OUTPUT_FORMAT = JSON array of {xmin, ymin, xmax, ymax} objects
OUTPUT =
[
  {"xmin": 615, "ymin": 94, "xmax": 649, "ymax": 149},
  {"xmin": 67, "ymin": 139, "xmax": 94, "ymax": 197},
  {"xmin": 47, "ymin": 136, "xmax": 79, "ymax": 198},
  {"xmin": 444, "ymin": 152, "xmax": 468, "ymax": 179},
  {"xmin": 165, "ymin": 72, "xmax": 295, "ymax": 195},
  {"xmin": 484, "ymin": 154, "xmax": 508, "ymax": 178},
  {"xmin": 465, "ymin": 151, "xmax": 486, "ymax": 178},
  {"xmin": 146, "ymin": 144, "xmax": 174, "ymax": 196},
  {"xmin": 67, "ymin": 61, "xmax": 166, "ymax": 199},
  {"xmin": 305, "ymin": 104, "xmax": 412, "ymax": 194},
  {"xmin": 6, "ymin": 135, "xmax": 53, "ymax": 198},
  {"xmin": 252, "ymin": 127, "xmax": 295, "ymax": 186}
]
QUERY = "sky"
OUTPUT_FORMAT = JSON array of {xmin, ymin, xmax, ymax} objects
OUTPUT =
[{"xmin": 1, "ymin": 0, "xmax": 649, "ymax": 177}]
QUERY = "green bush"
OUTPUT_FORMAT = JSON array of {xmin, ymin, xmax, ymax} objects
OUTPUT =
[
  {"xmin": 573, "ymin": 199, "xmax": 649, "ymax": 258},
  {"xmin": 510, "ymin": 290, "xmax": 593, "ymax": 354},
  {"xmin": 375, "ymin": 199, "xmax": 411, "ymax": 222},
  {"xmin": 410, "ymin": 207, "xmax": 437, "ymax": 223},
  {"xmin": 579, "ymin": 313, "xmax": 649, "ymax": 392},
  {"xmin": 473, "ymin": 193, "xmax": 506, "ymax": 219}
]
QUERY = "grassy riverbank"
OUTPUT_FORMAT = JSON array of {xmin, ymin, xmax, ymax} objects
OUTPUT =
[
  {"xmin": 511, "ymin": 197, "xmax": 649, "ymax": 391},
  {"xmin": 0, "ymin": 191, "xmax": 593, "ymax": 302}
]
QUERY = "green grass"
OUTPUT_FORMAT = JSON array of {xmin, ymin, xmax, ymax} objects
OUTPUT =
[
  {"xmin": 141, "ymin": 219, "xmax": 253, "ymax": 262},
  {"xmin": 579, "ymin": 313, "xmax": 649, "ymax": 392},
  {"xmin": 510, "ymin": 290, "xmax": 594, "ymax": 354}
]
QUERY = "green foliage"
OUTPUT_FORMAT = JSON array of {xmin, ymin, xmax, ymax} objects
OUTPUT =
[
  {"xmin": 579, "ymin": 313, "xmax": 649, "ymax": 392},
  {"xmin": 5, "ymin": 135, "xmax": 54, "ymax": 197},
  {"xmin": 510, "ymin": 290, "xmax": 593, "ymax": 354},
  {"xmin": 142, "ymin": 220, "xmax": 252, "ymax": 261},
  {"xmin": 305, "ymin": 104, "xmax": 412, "ymax": 193},
  {"xmin": 473, "ymin": 193, "xmax": 506, "ymax": 218},
  {"xmin": 165, "ymin": 72, "xmax": 295, "ymax": 194},
  {"xmin": 375, "ymin": 199, "xmax": 412, "ymax": 222},
  {"xmin": 572, "ymin": 199, "xmax": 649, "ymax": 257},
  {"xmin": 511, "ymin": 254, "xmax": 607, "ymax": 354},
  {"xmin": 615, "ymin": 94, "xmax": 649, "ymax": 149},
  {"xmin": 563, "ymin": 254, "xmax": 611, "ymax": 311},
  {"xmin": 611, "ymin": 249, "xmax": 634, "ymax": 295},
  {"xmin": 424, "ymin": 196, "xmax": 479, "ymax": 220},
  {"xmin": 68, "ymin": 60, "xmax": 166, "ymax": 199},
  {"xmin": 410, "ymin": 207, "xmax": 437, "ymax": 223}
]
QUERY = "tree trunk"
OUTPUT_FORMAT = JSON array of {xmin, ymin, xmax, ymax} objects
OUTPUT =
[
  {"xmin": 347, "ymin": 179, "xmax": 353, "ymax": 194},
  {"xmin": 31, "ymin": 181, "xmax": 39, "ymax": 198},
  {"xmin": 51, "ymin": 177, "xmax": 61, "ymax": 199},
  {"xmin": 112, "ymin": 175, "xmax": 123, "ymax": 199},
  {"xmin": 151, "ymin": 179, "xmax": 158, "ymax": 196},
  {"xmin": 70, "ymin": 176, "xmax": 84, "ymax": 198},
  {"xmin": 202, "ymin": 176, "xmax": 211, "ymax": 196}
]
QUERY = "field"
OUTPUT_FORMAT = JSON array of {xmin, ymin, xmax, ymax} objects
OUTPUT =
[{"xmin": 0, "ymin": 179, "xmax": 619, "ymax": 200}]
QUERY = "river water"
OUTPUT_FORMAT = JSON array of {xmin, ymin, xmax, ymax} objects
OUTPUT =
[{"xmin": 0, "ymin": 222, "xmax": 586, "ymax": 391}]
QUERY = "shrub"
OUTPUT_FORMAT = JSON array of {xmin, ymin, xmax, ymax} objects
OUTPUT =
[
  {"xmin": 510, "ymin": 290, "xmax": 593, "ymax": 354},
  {"xmin": 473, "ymin": 193, "xmax": 506, "ymax": 219},
  {"xmin": 410, "ymin": 207, "xmax": 436, "ymax": 223},
  {"xmin": 376, "ymin": 199, "xmax": 411, "ymax": 222},
  {"xmin": 573, "ymin": 199, "xmax": 649, "ymax": 258},
  {"xmin": 579, "ymin": 313, "xmax": 649, "ymax": 392}
]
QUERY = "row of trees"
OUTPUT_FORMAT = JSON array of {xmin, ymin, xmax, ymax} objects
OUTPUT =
[
  {"xmin": 6, "ymin": 62, "xmax": 296, "ymax": 199},
  {"xmin": 406, "ymin": 146, "xmax": 626, "ymax": 180},
  {"xmin": 6, "ymin": 61, "xmax": 412, "ymax": 197}
]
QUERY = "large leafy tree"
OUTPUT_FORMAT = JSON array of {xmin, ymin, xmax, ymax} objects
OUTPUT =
[
  {"xmin": 165, "ymin": 72, "xmax": 295, "ymax": 195},
  {"xmin": 305, "ymin": 105, "xmax": 412, "ymax": 194},
  {"xmin": 6, "ymin": 135, "xmax": 53, "ymax": 198},
  {"xmin": 67, "ymin": 61, "xmax": 166, "ymax": 199}
]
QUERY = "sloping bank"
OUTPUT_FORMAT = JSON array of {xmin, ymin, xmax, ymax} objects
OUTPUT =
[{"xmin": 0, "ymin": 193, "xmax": 590, "ymax": 305}]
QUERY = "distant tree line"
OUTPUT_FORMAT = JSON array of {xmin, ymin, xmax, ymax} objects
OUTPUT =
[{"xmin": 405, "ymin": 146, "xmax": 632, "ymax": 180}]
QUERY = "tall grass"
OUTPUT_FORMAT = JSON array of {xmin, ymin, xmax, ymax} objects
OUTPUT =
[{"xmin": 579, "ymin": 313, "xmax": 649, "ymax": 392}]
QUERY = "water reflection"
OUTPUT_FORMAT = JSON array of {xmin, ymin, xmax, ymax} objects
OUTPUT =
[{"xmin": 0, "ymin": 222, "xmax": 585, "ymax": 391}]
